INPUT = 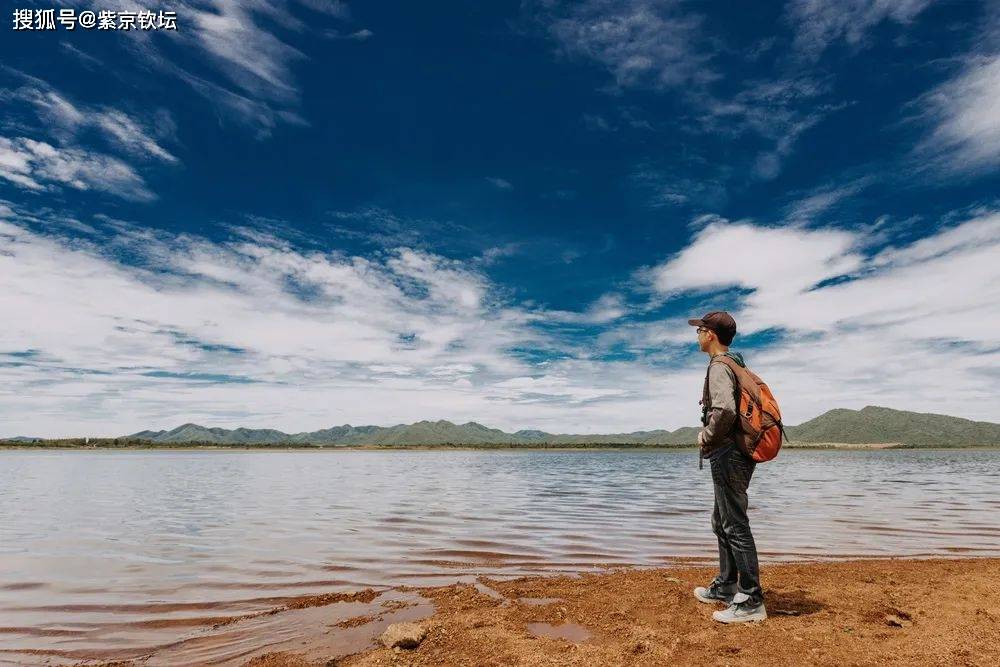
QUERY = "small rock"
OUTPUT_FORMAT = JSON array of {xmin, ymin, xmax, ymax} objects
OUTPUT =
[
  {"xmin": 632, "ymin": 640, "xmax": 650, "ymax": 654},
  {"xmin": 885, "ymin": 614, "xmax": 912, "ymax": 628},
  {"xmin": 380, "ymin": 622, "xmax": 427, "ymax": 649},
  {"xmin": 774, "ymin": 609, "xmax": 801, "ymax": 616},
  {"xmin": 664, "ymin": 577, "xmax": 682, "ymax": 584}
]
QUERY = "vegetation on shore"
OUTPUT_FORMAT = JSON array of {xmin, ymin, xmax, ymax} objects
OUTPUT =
[
  {"xmin": 4, "ymin": 440, "xmax": 999, "ymax": 451},
  {"xmin": 5, "ymin": 405, "xmax": 998, "ymax": 449}
]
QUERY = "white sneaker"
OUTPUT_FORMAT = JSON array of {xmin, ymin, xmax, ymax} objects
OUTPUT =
[
  {"xmin": 712, "ymin": 592, "xmax": 767, "ymax": 624},
  {"xmin": 693, "ymin": 579, "xmax": 736, "ymax": 604}
]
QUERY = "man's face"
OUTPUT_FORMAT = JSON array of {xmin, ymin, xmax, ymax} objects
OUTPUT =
[{"xmin": 696, "ymin": 326, "xmax": 714, "ymax": 352}]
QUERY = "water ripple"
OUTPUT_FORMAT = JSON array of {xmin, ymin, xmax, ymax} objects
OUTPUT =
[{"xmin": 1, "ymin": 448, "xmax": 998, "ymax": 659}]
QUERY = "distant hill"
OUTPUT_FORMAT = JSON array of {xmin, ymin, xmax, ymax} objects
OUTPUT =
[
  {"xmin": 785, "ymin": 405, "xmax": 1000, "ymax": 447},
  {"xmin": 127, "ymin": 420, "xmax": 702, "ymax": 446},
  {"xmin": 116, "ymin": 406, "xmax": 1000, "ymax": 447}
]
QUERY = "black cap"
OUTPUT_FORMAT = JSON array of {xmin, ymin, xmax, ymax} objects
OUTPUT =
[{"xmin": 688, "ymin": 311, "xmax": 737, "ymax": 345}]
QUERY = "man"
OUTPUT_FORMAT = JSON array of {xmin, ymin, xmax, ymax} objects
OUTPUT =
[{"xmin": 688, "ymin": 311, "xmax": 767, "ymax": 624}]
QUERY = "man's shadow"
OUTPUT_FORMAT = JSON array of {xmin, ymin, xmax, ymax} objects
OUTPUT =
[{"xmin": 766, "ymin": 589, "xmax": 825, "ymax": 616}]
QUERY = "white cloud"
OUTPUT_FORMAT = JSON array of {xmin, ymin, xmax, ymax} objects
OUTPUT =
[
  {"xmin": 2, "ymin": 207, "xmax": 998, "ymax": 437},
  {"xmin": 0, "ymin": 211, "xmax": 627, "ymax": 436},
  {"xmin": 323, "ymin": 28, "xmax": 373, "ymax": 40},
  {"xmin": 486, "ymin": 177, "xmax": 513, "ymax": 190},
  {"xmin": 648, "ymin": 220, "xmax": 863, "ymax": 299},
  {"xmin": 490, "ymin": 374, "xmax": 627, "ymax": 403},
  {"xmin": 542, "ymin": 0, "xmax": 715, "ymax": 91},
  {"xmin": 630, "ymin": 166, "xmax": 729, "ymax": 209},
  {"xmin": 542, "ymin": 293, "xmax": 628, "ymax": 325},
  {"xmin": 645, "ymin": 212, "xmax": 1000, "ymax": 422},
  {"xmin": 915, "ymin": 53, "xmax": 1000, "ymax": 175},
  {"xmin": 59, "ymin": 42, "xmax": 105, "ymax": 69},
  {"xmin": 59, "ymin": 1, "xmax": 361, "ymax": 134},
  {"xmin": 537, "ymin": 3, "xmax": 843, "ymax": 182},
  {"xmin": 786, "ymin": 0, "xmax": 935, "ymax": 59},
  {"xmin": 582, "ymin": 113, "xmax": 614, "ymax": 131},
  {"xmin": 698, "ymin": 77, "xmax": 838, "ymax": 181},
  {"xmin": 0, "ymin": 73, "xmax": 177, "ymax": 199},
  {"xmin": 190, "ymin": 1, "xmax": 305, "ymax": 104},
  {"xmin": 0, "ymin": 137, "xmax": 155, "ymax": 201},
  {"xmin": 782, "ymin": 177, "xmax": 873, "ymax": 223},
  {"xmin": 478, "ymin": 243, "xmax": 522, "ymax": 266},
  {"xmin": 10, "ymin": 82, "xmax": 179, "ymax": 164},
  {"xmin": 93, "ymin": 109, "xmax": 178, "ymax": 164}
]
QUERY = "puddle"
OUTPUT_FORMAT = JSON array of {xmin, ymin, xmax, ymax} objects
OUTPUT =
[
  {"xmin": 145, "ymin": 589, "xmax": 433, "ymax": 666},
  {"xmin": 518, "ymin": 597, "xmax": 563, "ymax": 606},
  {"xmin": 526, "ymin": 621, "xmax": 591, "ymax": 643},
  {"xmin": 473, "ymin": 581, "xmax": 505, "ymax": 601},
  {"xmin": 471, "ymin": 579, "xmax": 511, "ymax": 606}
]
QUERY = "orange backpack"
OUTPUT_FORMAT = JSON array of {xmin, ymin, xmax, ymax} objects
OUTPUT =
[{"xmin": 704, "ymin": 356, "xmax": 786, "ymax": 462}]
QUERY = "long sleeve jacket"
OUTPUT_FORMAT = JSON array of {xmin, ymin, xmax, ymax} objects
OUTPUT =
[{"xmin": 699, "ymin": 356, "xmax": 739, "ymax": 458}]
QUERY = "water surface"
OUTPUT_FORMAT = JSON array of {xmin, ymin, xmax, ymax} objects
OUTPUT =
[{"xmin": 1, "ymin": 448, "xmax": 997, "ymax": 663}]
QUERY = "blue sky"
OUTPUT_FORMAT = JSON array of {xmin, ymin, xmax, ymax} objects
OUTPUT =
[{"xmin": 1, "ymin": 0, "xmax": 999, "ymax": 437}]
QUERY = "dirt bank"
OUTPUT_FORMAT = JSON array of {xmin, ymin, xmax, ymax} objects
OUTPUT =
[{"xmin": 250, "ymin": 557, "xmax": 999, "ymax": 667}]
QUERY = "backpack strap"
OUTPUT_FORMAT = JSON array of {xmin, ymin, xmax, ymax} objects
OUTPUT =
[
  {"xmin": 710, "ymin": 355, "xmax": 761, "ymax": 408},
  {"xmin": 699, "ymin": 364, "xmax": 711, "ymax": 424},
  {"xmin": 703, "ymin": 357, "xmax": 742, "ymax": 442}
]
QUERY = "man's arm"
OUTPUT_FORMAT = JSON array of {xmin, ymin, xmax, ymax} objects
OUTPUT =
[{"xmin": 698, "ymin": 363, "xmax": 737, "ymax": 449}]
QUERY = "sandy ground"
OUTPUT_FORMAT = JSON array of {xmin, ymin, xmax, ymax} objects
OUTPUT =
[{"xmin": 245, "ymin": 558, "xmax": 1000, "ymax": 667}]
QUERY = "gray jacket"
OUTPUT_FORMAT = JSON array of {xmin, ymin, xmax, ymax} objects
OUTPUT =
[{"xmin": 699, "ymin": 355, "xmax": 739, "ymax": 458}]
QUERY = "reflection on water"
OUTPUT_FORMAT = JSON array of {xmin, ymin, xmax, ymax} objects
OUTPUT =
[
  {"xmin": 526, "ymin": 621, "xmax": 590, "ymax": 642},
  {"xmin": 0, "ymin": 448, "xmax": 998, "ymax": 663}
]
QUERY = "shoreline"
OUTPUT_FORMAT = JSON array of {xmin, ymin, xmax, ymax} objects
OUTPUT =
[
  {"xmin": 4, "ymin": 443, "xmax": 1000, "ymax": 451},
  {"xmin": 0, "ymin": 557, "xmax": 991, "ymax": 665},
  {"xmin": 247, "ymin": 556, "xmax": 1000, "ymax": 667}
]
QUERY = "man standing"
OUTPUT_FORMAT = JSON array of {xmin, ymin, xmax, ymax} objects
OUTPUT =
[{"xmin": 688, "ymin": 311, "xmax": 767, "ymax": 623}]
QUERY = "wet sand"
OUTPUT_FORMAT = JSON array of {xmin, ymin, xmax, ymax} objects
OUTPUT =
[{"xmin": 248, "ymin": 557, "xmax": 1000, "ymax": 667}]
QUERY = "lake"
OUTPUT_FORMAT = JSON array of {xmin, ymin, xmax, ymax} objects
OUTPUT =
[{"xmin": 1, "ymin": 448, "xmax": 998, "ymax": 663}]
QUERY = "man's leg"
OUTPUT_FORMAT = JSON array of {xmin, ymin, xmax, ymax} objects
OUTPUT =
[
  {"xmin": 711, "ymin": 480, "xmax": 738, "ymax": 586},
  {"xmin": 694, "ymin": 493, "xmax": 739, "ymax": 604},
  {"xmin": 715, "ymin": 451, "xmax": 762, "ymax": 602}
]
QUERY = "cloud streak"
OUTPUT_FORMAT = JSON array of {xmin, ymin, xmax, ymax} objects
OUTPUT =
[
  {"xmin": 0, "ymin": 71, "xmax": 176, "ymax": 200},
  {"xmin": 644, "ymin": 212, "xmax": 1000, "ymax": 422},
  {"xmin": 540, "ymin": 0, "xmax": 716, "ymax": 91},
  {"xmin": 59, "ymin": 0, "xmax": 366, "ymax": 135},
  {"xmin": 0, "ymin": 137, "xmax": 155, "ymax": 201},
  {"xmin": 786, "ymin": 0, "xmax": 935, "ymax": 59},
  {"xmin": 2, "ymin": 204, "xmax": 999, "ymax": 437},
  {"xmin": 2, "ymin": 75, "xmax": 178, "ymax": 164},
  {"xmin": 915, "ymin": 53, "xmax": 1000, "ymax": 175}
]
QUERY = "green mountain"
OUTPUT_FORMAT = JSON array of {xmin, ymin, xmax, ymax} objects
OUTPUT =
[
  {"xmin": 127, "ymin": 421, "xmax": 702, "ymax": 446},
  {"xmin": 119, "ymin": 406, "xmax": 1000, "ymax": 447},
  {"xmin": 785, "ymin": 405, "xmax": 1000, "ymax": 446}
]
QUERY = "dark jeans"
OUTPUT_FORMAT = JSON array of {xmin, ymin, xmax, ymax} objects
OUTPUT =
[{"xmin": 710, "ymin": 447, "xmax": 763, "ymax": 603}]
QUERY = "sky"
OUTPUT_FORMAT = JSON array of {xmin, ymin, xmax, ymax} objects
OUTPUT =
[{"xmin": 1, "ymin": 0, "xmax": 999, "ymax": 437}]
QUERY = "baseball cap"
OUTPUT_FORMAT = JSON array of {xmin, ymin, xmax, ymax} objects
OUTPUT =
[{"xmin": 688, "ymin": 311, "xmax": 737, "ymax": 345}]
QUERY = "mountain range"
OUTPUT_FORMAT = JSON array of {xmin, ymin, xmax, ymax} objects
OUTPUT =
[{"xmin": 125, "ymin": 406, "xmax": 1000, "ymax": 447}]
